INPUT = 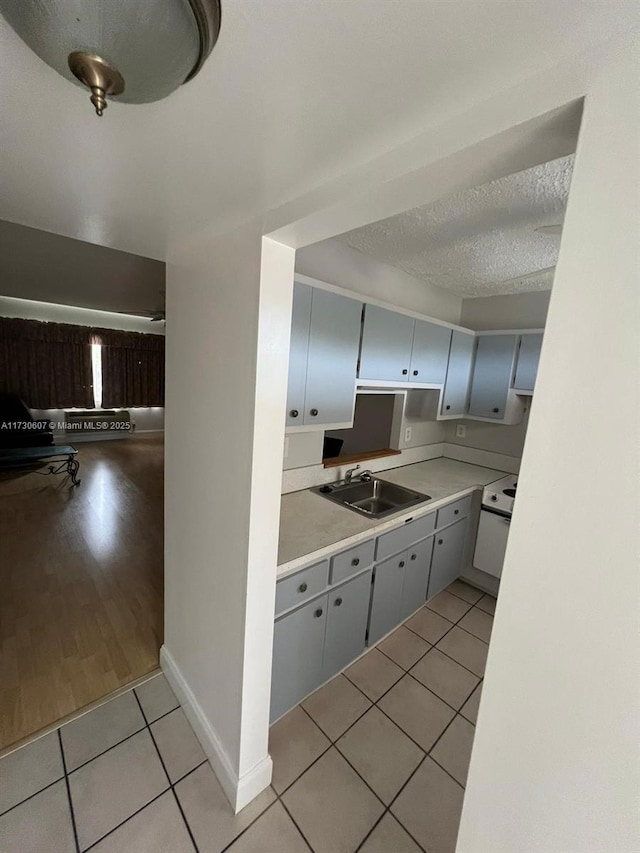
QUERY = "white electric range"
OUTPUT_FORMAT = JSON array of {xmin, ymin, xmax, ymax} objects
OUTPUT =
[{"xmin": 473, "ymin": 474, "xmax": 518, "ymax": 578}]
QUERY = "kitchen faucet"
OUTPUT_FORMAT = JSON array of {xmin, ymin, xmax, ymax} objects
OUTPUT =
[
  {"xmin": 344, "ymin": 465, "xmax": 374, "ymax": 484},
  {"xmin": 344, "ymin": 464, "xmax": 360, "ymax": 484}
]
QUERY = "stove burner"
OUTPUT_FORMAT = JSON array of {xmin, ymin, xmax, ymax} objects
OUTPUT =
[{"xmin": 503, "ymin": 488, "xmax": 517, "ymax": 498}]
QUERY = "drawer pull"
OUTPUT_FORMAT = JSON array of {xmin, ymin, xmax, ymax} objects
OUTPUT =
[
  {"xmin": 298, "ymin": 582, "xmax": 308, "ymax": 593},
  {"xmin": 314, "ymin": 608, "xmax": 323, "ymax": 618},
  {"xmin": 310, "ymin": 408, "xmax": 319, "ymax": 416},
  {"xmin": 410, "ymin": 553, "xmax": 417, "ymax": 561},
  {"xmin": 438, "ymin": 539, "xmax": 443, "ymax": 545},
  {"xmin": 351, "ymin": 557, "xmax": 360, "ymax": 567},
  {"xmin": 334, "ymin": 597, "xmax": 343, "ymax": 607},
  {"xmin": 402, "ymin": 369, "xmax": 408, "ymax": 375},
  {"xmin": 399, "ymin": 560, "xmax": 405, "ymax": 568},
  {"xmin": 454, "ymin": 509, "xmax": 459, "ymax": 515},
  {"xmin": 289, "ymin": 409, "xmax": 299, "ymax": 418},
  {"xmin": 492, "ymin": 407, "xmax": 499, "ymax": 413},
  {"xmin": 413, "ymin": 370, "xmax": 419, "ymax": 376}
]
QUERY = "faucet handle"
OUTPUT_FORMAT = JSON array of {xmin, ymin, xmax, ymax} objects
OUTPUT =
[{"xmin": 344, "ymin": 464, "xmax": 361, "ymax": 483}]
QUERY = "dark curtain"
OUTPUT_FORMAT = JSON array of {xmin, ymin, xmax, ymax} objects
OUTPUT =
[
  {"xmin": 0, "ymin": 317, "xmax": 94, "ymax": 408},
  {"xmin": 95, "ymin": 328, "xmax": 165, "ymax": 408}
]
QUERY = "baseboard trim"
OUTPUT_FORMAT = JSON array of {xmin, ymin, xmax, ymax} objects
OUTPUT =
[{"xmin": 160, "ymin": 645, "xmax": 272, "ymax": 813}]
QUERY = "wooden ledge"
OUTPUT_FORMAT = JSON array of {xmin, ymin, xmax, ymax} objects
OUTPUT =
[{"xmin": 323, "ymin": 448, "xmax": 401, "ymax": 469}]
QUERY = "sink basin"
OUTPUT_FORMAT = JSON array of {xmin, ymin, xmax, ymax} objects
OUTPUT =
[{"xmin": 312, "ymin": 477, "xmax": 430, "ymax": 519}]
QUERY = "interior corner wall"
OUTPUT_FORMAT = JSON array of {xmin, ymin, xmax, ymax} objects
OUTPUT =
[
  {"xmin": 460, "ymin": 290, "xmax": 551, "ymax": 330},
  {"xmin": 457, "ymin": 40, "xmax": 640, "ymax": 853},
  {"xmin": 295, "ymin": 237, "xmax": 462, "ymax": 324}
]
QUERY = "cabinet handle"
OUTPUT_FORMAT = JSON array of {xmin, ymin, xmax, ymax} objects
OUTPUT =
[
  {"xmin": 314, "ymin": 608, "xmax": 323, "ymax": 618},
  {"xmin": 413, "ymin": 370, "xmax": 419, "ymax": 376},
  {"xmin": 410, "ymin": 553, "xmax": 417, "ymax": 561},
  {"xmin": 492, "ymin": 407, "xmax": 499, "ymax": 413},
  {"xmin": 399, "ymin": 560, "xmax": 405, "ymax": 568},
  {"xmin": 446, "ymin": 405, "xmax": 451, "ymax": 410},
  {"xmin": 310, "ymin": 408, "xmax": 319, "ymax": 417},
  {"xmin": 298, "ymin": 582, "xmax": 308, "ymax": 593},
  {"xmin": 402, "ymin": 369, "xmax": 408, "ymax": 375},
  {"xmin": 454, "ymin": 509, "xmax": 459, "ymax": 515},
  {"xmin": 289, "ymin": 409, "xmax": 299, "ymax": 418},
  {"xmin": 438, "ymin": 539, "xmax": 443, "ymax": 545},
  {"xmin": 334, "ymin": 597, "xmax": 343, "ymax": 607},
  {"xmin": 351, "ymin": 557, "xmax": 360, "ymax": 567}
]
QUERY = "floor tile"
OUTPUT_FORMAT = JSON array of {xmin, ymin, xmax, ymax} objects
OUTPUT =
[
  {"xmin": 410, "ymin": 648, "xmax": 479, "ymax": 710},
  {"xmin": 475, "ymin": 593, "xmax": 497, "ymax": 615},
  {"xmin": 344, "ymin": 648, "xmax": 403, "ymax": 701},
  {"xmin": 430, "ymin": 715, "xmax": 476, "ymax": 786},
  {"xmin": 458, "ymin": 607, "xmax": 494, "ymax": 643},
  {"xmin": 391, "ymin": 756, "xmax": 464, "ymax": 853},
  {"xmin": 445, "ymin": 580, "xmax": 483, "ymax": 604},
  {"xmin": 282, "ymin": 747, "xmax": 384, "ymax": 853},
  {"xmin": 0, "ymin": 779, "xmax": 75, "ymax": 853},
  {"xmin": 426, "ymin": 590, "xmax": 473, "ymax": 623},
  {"xmin": 405, "ymin": 607, "xmax": 453, "ymax": 644},
  {"xmin": 135, "ymin": 674, "xmax": 179, "ymax": 723},
  {"xmin": 61, "ymin": 691, "xmax": 145, "ymax": 772},
  {"xmin": 150, "ymin": 709, "xmax": 205, "ymax": 783},
  {"xmin": 436, "ymin": 627, "xmax": 489, "ymax": 677},
  {"xmin": 336, "ymin": 707, "xmax": 423, "ymax": 805},
  {"xmin": 90, "ymin": 791, "xmax": 195, "ymax": 852},
  {"xmin": 269, "ymin": 706, "xmax": 330, "ymax": 795},
  {"xmin": 378, "ymin": 626, "xmax": 430, "ymax": 670},
  {"xmin": 175, "ymin": 762, "xmax": 276, "ymax": 853},
  {"xmin": 69, "ymin": 729, "xmax": 168, "ymax": 850},
  {"xmin": 359, "ymin": 813, "xmax": 422, "ymax": 853},
  {"xmin": 226, "ymin": 802, "xmax": 309, "ymax": 853},
  {"xmin": 460, "ymin": 682, "xmax": 483, "ymax": 725},
  {"xmin": 378, "ymin": 675, "xmax": 454, "ymax": 752},
  {"xmin": 0, "ymin": 731, "xmax": 63, "ymax": 815},
  {"xmin": 301, "ymin": 675, "xmax": 371, "ymax": 741}
]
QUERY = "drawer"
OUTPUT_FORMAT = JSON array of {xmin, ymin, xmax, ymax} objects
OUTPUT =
[
  {"xmin": 436, "ymin": 495, "xmax": 472, "ymax": 530},
  {"xmin": 330, "ymin": 539, "xmax": 375, "ymax": 585},
  {"xmin": 376, "ymin": 512, "xmax": 436, "ymax": 562},
  {"xmin": 275, "ymin": 560, "xmax": 329, "ymax": 616}
]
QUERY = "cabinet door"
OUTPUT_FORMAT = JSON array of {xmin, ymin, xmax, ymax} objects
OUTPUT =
[
  {"xmin": 304, "ymin": 289, "xmax": 362, "ymax": 425},
  {"xmin": 286, "ymin": 283, "xmax": 312, "ymax": 427},
  {"xmin": 399, "ymin": 536, "xmax": 434, "ymax": 621},
  {"xmin": 428, "ymin": 519, "xmax": 468, "ymax": 599},
  {"xmin": 409, "ymin": 320, "xmax": 452, "ymax": 384},
  {"xmin": 514, "ymin": 333, "xmax": 543, "ymax": 391},
  {"xmin": 367, "ymin": 551, "xmax": 407, "ymax": 645},
  {"xmin": 441, "ymin": 331, "xmax": 475, "ymax": 416},
  {"xmin": 270, "ymin": 595, "xmax": 327, "ymax": 722},
  {"xmin": 358, "ymin": 305, "xmax": 415, "ymax": 382},
  {"xmin": 468, "ymin": 335, "xmax": 518, "ymax": 419},
  {"xmin": 322, "ymin": 570, "xmax": 372, "ymax": 681}
]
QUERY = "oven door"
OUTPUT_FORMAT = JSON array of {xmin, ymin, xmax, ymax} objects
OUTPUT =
[{"xmin": 473, "ymin": 508, "xmax": 511, "ymax": 578}]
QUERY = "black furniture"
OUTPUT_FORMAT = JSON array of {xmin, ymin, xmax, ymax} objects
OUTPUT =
[
  {"xmin": 0, "ymin": 392, "xmax": 54, "ymax": 449},
  {"xmin": 0, "ymin": 445, "xmax": 81, "ymax": 487}
]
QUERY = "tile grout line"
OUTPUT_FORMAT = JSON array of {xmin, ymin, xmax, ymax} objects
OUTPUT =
[{"xmin": 58, "ymin": 729, "xmax": 81, "ymax": 853}]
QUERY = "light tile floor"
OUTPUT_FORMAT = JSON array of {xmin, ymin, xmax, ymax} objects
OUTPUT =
[{"xmin": 0, "ymin": 581, "xmax": 495, "ymax": 853}]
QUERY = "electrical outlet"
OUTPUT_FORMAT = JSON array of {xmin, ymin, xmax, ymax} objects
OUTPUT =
[
  {"xmin": 404, "ymin": 426, "xmax": 412, "ymax": 443},
  {"xmin": 455, "ymin": 424, "xmax": 466, "ymax": 438}
]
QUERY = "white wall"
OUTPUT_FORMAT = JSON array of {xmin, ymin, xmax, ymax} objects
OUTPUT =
[
  {"xmin": 296, "ymin": 238, "xmax": 461, "ymax": 323},
  {"xmin": 457, "ymin": 41, "xmax": 640, "ymax": 852},
  {"xmin": 460, "ymin": 290, "xmax": 550, "ymax": 330}
]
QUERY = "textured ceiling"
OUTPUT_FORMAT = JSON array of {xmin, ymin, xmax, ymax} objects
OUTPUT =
[
  {"xmin": 337, "ymin": 155, "xmax": 574, "ymax": 297},
  {"xmin": 0, "ymin": 2, "xmax": 634, "ymax": 261}
]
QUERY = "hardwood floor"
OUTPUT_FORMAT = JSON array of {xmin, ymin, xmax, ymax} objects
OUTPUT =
[{"xmin": 0, "ymin": 435, "xmax": 163, "ymax": 751}]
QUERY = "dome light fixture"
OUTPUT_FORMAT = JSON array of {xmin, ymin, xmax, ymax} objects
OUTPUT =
[{"xmin": 0, "ymin": 0, "xmax": 221, "ymax": 117}]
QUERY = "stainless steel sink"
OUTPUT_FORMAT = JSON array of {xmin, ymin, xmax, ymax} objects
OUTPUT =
[{"xmin": 312, "ymin": 477, "xmax": 430, "ymax": 519}]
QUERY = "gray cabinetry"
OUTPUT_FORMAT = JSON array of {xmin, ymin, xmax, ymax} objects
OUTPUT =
[
  {"xmin": 409, "ymin": 320, "xmax": 452, "ymax": 384},
  {"xmin": 441, "ymin": 330, "xmax": 475, "ymax": 416},
  {"xmin": 399, "ymin": 536, "xmax": 434, "ymax": 621},
  {"xmin": 514, "ymin": 333, "xmax": 543, "ymax": 391},
  {"xmin": 286, "ymin": 283, "xmax": 312, "ymax": 427},
  {"xmin": 323, "ymin": 571, "xmax": 372, "ymax": 680},
  {"xmin": 468, "ymin": 334, "xmax": 518, "ymax": 419},
  {"xmin": 358, "ymin": 305, "xmax": 415, "ymax": 382},
  {"xmin": 428, "ymin": 518, "xmax": 468, "ymax": 599},
  {"xmin": 271, "ymin": 595, "xmax": 327, "ymax": 722},
  {"xmin": 368, "ymin": 552, "xmax": 407, "ymax": 645}
]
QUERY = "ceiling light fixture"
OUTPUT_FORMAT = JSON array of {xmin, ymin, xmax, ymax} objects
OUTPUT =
[{"xmin": 0, "ymin": 0, "xmax": 221, "ymax": 117}]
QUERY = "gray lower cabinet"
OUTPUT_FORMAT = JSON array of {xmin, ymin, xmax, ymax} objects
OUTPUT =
[
  {"xmin": 441, "ymin": 330, "xmax": 475, "ymax": 416},
  {"xmin": 358, "ymin": 305, "xmax": 415, "ymax": 382},
  {"xmin": 399, "ymin": 536, "xmax": 434, "ymax": 621},
  {"xmin": 468, "ymin": 334, "xmax": 519, "ymax": 419},
  {"xmin": 368, "ymin": 551, "xmax": 407, "ymax": 645},
  {"xmin": 409, "ymin": 320, "xmax": 452, "ymax": 384},
  {"xmin": 514, "ymin": 333, "xmax": 543, "ymax": 391},
  {"xmin": 271, "ymin": 594, "xmax": 327, "ymax": 722},
  {"xmin": 428, "ymin": 519, "xmax": 468, "ymax": 599},
  {"xmin": 322, "ymin": 571, "xmax": 372, "ymax": 681}
]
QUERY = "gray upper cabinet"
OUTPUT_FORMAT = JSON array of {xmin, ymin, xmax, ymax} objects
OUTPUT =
[
  {"xmin": 514, "ymin": 333, "xmax": 543, "ymax": 391},
  {"xmin": 409, "ymin": 321, "xmax": 452, "ymax": 384},
  {"xmin": 468, "ymin": 334, "xmax": 518, "ymax": 419},
  {"xmin": 441, "ymin": 330, "xmax": 475, "ymax": 416},
  {"xmin": 286, "ymin": 283, "xmax": 312, "ymax": 427},
  {"xmin": 399, "ymin": 536, "xmax": 434, "ymax": 621},
  {"xmin": 322, "ymin": 570, "xmax": 372, "ymax": 681},
  {"xmin": 428, "ymin": 518, "xmax": 468, "ymax": 599},
  {"xmin": 286, "ymin": 282, "xmax": 362, "ymax": 427},
  {"xmin": 358, "ymin": 305, "xmax": 415, "ymax": 382}
]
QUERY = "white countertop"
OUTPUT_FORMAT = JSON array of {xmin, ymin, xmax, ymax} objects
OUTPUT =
[{"xmin": 277, "ymin": 457, "xmax": 507, "ymax": 577}]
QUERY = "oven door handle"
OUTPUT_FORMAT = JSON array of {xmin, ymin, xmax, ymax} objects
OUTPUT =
[{"xmin": 481, "ymin": 506, "xmax": 512, "ymax": 521}]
